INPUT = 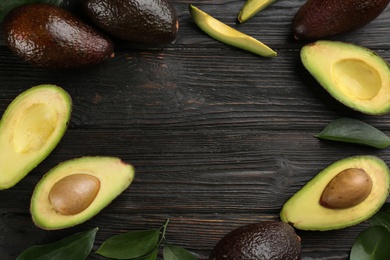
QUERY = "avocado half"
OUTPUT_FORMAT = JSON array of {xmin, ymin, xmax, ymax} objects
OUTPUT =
[
  {"xmin": 301, "ymin": 40, "xmax": 390, "ymax": 115},
  {"xmin": 31, "ymin": 156, "xmax": 135, "ymax": 230},
  {"xmin": 280, "ymin": 155, "xmax": 390, "ymax": 231},
  {"xmin": 0, "ymin": 85, "xmax": 72, "ymax": 189}
]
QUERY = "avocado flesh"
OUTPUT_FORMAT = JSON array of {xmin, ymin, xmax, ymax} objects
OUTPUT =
[
  {"xmin": 189, "ymin": 4, "xmax": 276, "ymax": 58},
  {"xmin": 0, "ymin": 85, "xmax": 72, "ymax": 190},
  {"xmin": 238, "ymin": 0, "xmax": 278, "ymax": 23},
  {"xmin": 301, "ymin": 40, "xmax": 390, "ymax": 115},
  {"xmin": 31, "ymin": 156, "xmax": 135, "ymax": 230},
  {"xmin": 280, "ymin": 155, "xmax": 390, "ymax": 231}
]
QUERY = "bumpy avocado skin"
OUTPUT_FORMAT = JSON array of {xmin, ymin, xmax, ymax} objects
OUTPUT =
[
  {"xmin": 293, "ymin": 0, "xmax": 390, "ymax": 40},
  {"xmin": 2, "ymin": 3, "xmax": 114, "ymax": 69},
  {"xmin": 82, "ymin": 0, "xmax": 178, "ymax": 44},
  {"xmin": 209, "ymin": 221, "xmax": 301, "ymax": 260}
]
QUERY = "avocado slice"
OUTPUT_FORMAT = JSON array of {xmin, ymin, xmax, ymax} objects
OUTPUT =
[
  {"xmin": 301, "ymin": 40, "xmax": 390, "ymax": 115},
  {"xmin": 31, "ymin": 156, "xmax": 135, "ymax": 230},
  {"xmin": 280, "ymin": 155, "xmax": 390, "ymax": 231},
  {"xmin": 0, "ymin": 85, "xmax": 72, "ymax": 190},
  {"xmin": 237, "ymin": 0, "xmax": 278, "ymax": 23},
  {"xmin": 189, "ymin": 4, "xmax": 277, "ymax": 57}
]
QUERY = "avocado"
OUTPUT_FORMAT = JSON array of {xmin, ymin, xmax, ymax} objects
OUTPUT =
[
  {"xmin": 82, "ymin": 0, "xmax": 178, "ymax": 44},
  {"xmin": 301, "ymin": 40, "xmax": 390, "ymax": 115},
  {"xmin": 292, "ymin": 0, "xmax": 390, "ymax": 40},
  {"xmin": 189, "ymin": 4, "xmax": 277, "ymax": 58},
  {"xmin": 2, "ymin": 3, "xmax": 114, "ymax": 69},
  {"xmin": 0, "ymin": 85, "xmax": 72, "ymax": 190},
  {"xmin": 209, "ymin": 221, "xmax": 301, "ymax": 260},
  {"xmin": 238, "ymin": 0, "xmax": 278, "ymax": 23},
  {"xmin": 30, "ymin": 156, "xmax": 135, "ymax": 230},
  {"xmin": 280, "ymin": 155, "xmax": 390, "ymax": 231}
]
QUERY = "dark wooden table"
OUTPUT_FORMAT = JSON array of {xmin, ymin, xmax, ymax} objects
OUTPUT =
[{"xmin": 1, "ymin": 0, "xmax": 389, "ymax": 259}]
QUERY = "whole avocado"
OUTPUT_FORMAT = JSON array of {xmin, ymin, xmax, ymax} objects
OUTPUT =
[
  {"xmin": 209, "ymin": 221, "xmax": 301, "ymax": 260},
  {"xmin": 82, "ymin": 0, "xmax": 179, "ymax": 44},
  {"xmin": 2, "ymin": 3, "xmax": 114, "ymax": 69},
  {"xmin": 292, "ymin": 0, "xmax": 390, "ymax": 40}
]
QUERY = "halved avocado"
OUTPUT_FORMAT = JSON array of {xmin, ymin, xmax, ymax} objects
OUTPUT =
[
  {"xmin": 31, "ymin": 156, "xmax": 135, "ymax": 230},
  {"xmin": 301, "ymin": 40, "xmax": 390, "ymax": 115},
  {"xmin": 0, "ymin": 85, "xmax": 72, "ymax": 190},
  {"xmin": 280, "ymin": 155, "xmax": 390, "ymax": 231}
]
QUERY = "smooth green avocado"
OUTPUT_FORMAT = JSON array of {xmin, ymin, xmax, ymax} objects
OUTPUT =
[
  {"xmin": 280, "ymin": 155, "xmax": 390, "ymax": 231},
  {"xmin": 31, "ymin": 156, "xmax": 135, "ymax": 230},
  {"xmin": 301, "ymin": 40, "xmax": 390, "ymax": 115},
  {"xmin": 0, "ymin": 85, "xmax": 72, "ymax": 190}
]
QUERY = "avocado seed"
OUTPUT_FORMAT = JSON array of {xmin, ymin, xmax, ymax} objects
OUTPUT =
[
  {"xmin": 320, "ymin": 168, "xmax": 372, "ymax": 209},
  {"xmin": 49, "ymin": 173, "xmax": 100, "ymax": 215}
]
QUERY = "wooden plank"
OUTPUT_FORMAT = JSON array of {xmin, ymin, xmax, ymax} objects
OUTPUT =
[{"xmin": 0, "ymin": 0, "xmax": 389, "ymax": 259}]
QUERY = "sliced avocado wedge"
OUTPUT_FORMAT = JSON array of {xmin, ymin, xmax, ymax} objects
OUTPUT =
[
  {"xmin": 301, "ymin": 40, "xmax": 390, "ymax": 115},
  {"xmin": 280, "ymin": 155, "xmax": 390, "ymax": 231},
  {"xmin": 0, "ymin": 85, "xmax": 72, "ymax": 189},
  {"xmin": 31, "ymin": 156, "xmax": 135, "ymax": 230},
  {"xmin": 238, "ymin": 0, "xmax": 278, "ymax": 23},
  {"xmin": 189, "ymin": 4, "xmax": 277, "ymax": 57}
]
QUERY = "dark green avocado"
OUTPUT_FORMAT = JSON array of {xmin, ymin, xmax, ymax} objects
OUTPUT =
[
  {"xmin": 209, "ymin": 221, "xmax": 301, "ymax": 260},
  {"xmin": 2, "ymin": 3, "xmax": 114, "ymax": 69},
  {"xmin": 293, "ymin": 0, "xmax": 390, "ymax": 40},
  {"xmin": 82, "ymin": 0, "xmax": 179, "ymax": 44}
]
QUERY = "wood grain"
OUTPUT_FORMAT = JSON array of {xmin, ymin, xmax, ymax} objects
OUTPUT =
[{"xmin": 0, "ymin": 0, "xmax": 389, "ymax": 259}]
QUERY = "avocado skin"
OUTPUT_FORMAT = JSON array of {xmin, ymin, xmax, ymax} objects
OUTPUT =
[
  {"xmin": 293, "ymin": 0, "xmax": 390, "ymax": 40},
  {"xmin": 2, "ymin": 3, "xmax": 114, "ymax": 69},
  {"xmin": 82, "ymin": 0, "xmax": 178, "ymax": 44},
  {"xmin": 209, "ymin": 221, "xmax": 301, "ymax": 260}
]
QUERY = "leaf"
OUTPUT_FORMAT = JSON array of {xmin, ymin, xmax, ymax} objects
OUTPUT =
[
  {"xmin": 163, "ymin": 243, "xmax": 196, "ymax": 260},
  {"xmin": 369, "ymin": 203, "xmax": 390, "ymax": 232},
  {"xmin": 17, "ymin": 227, "xmax": 98, "ymax": 260},
  {"xmin": 378, "ymin": 203, "xmax": 390, "ymax": 213},
  {"xmin": 96, "ymin": 229, "xmax": 160, "ymax": 259},
  {"xmin": 136, "ymin": 249, "xmax": 158, "ymax": 260},
  {"xmin": 0, "ymin": 0, "xmax": 64, "ymax": 22},
  {"xmin": 314, "ymin": 118, "xmax": 390, "ymax": 148},
  {"xmin": 369, "ymin": 212, "xmax": 390, "ymax": 232},
  {"xmin": 350, "ymin": 226, "xmax": 390, "ymax": 260}
]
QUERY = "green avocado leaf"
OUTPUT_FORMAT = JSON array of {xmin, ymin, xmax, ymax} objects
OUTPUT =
[
  {"xmin": 16, "ymin": 227, "xmax": 98, "ymax": 260},
  {"xmin": 369, "ymin": 203, "xmax": 390, "ymax": 232},
  {"xmin": 95, "ymin": 229, "xmax": 160, "ymax": 259},
  {"xmin": 350, "ymin": 225, "xmax": 390, "ymax": 260},
  {"xmin": 163, "ymin": 243, "xmax": 197, "ymax": 260},
  {"xmin": 0, "ymin": 0, "xmax": 63, "ymax": 22},
  {"xmin": 315, "ymin": 118, "xmax": 390, "ymax": 149}
]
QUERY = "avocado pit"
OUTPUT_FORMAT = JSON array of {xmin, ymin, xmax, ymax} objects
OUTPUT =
[
  {"xmin": 320, "ymin": 168, "xmax": 372, "ymax": 209},
  {"xmin": 49, "ymin": 173, "xmax": 100, "ymax": 215},
  {"xmin": 333, "ymin": 59, "xmax": 382, "ymax": 100}
]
